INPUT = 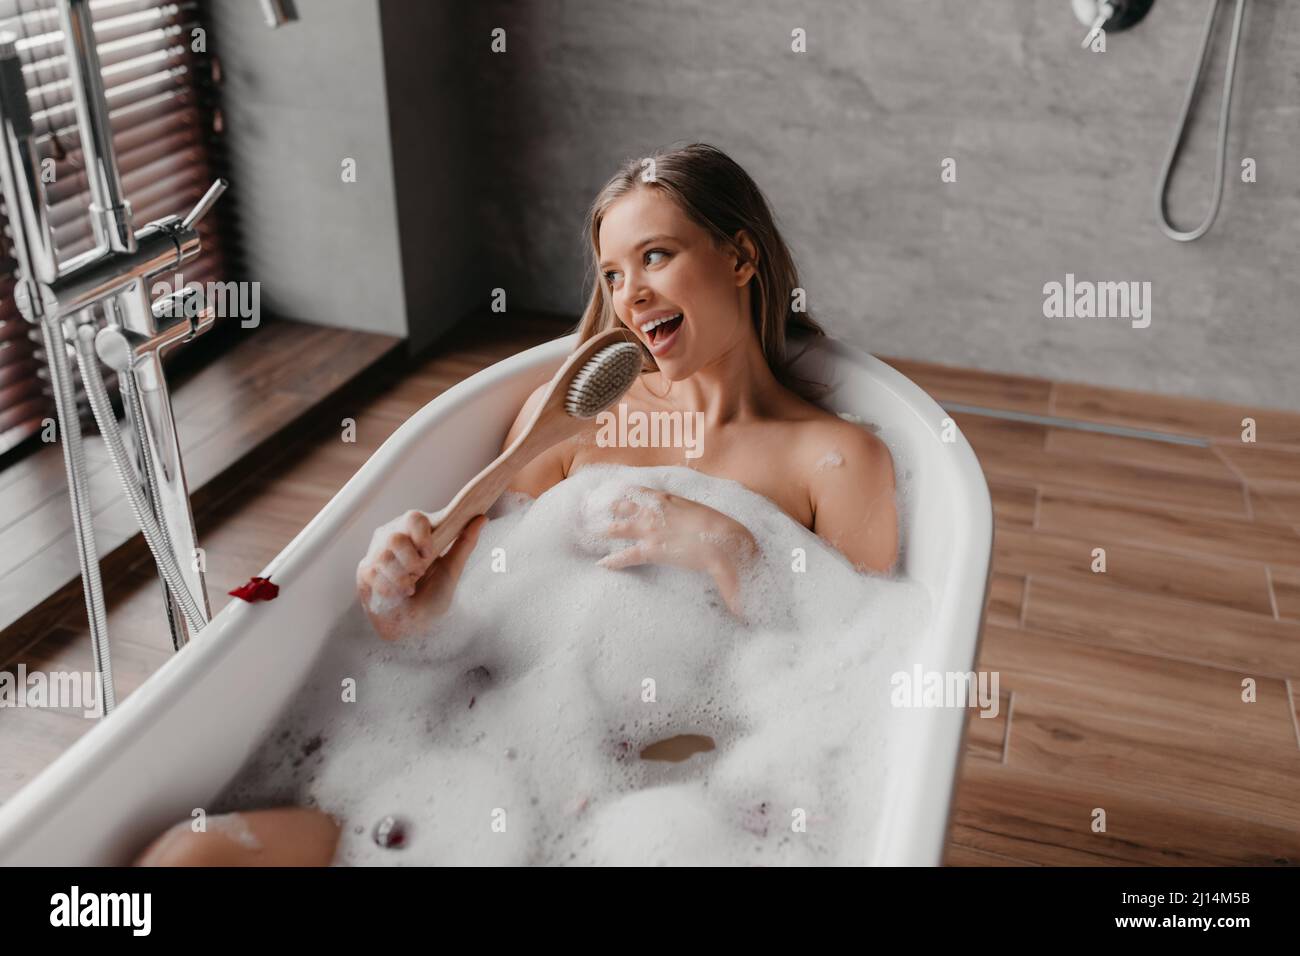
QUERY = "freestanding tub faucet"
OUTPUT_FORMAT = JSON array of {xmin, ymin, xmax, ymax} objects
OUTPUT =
[{"xmin": 0, "ymin": 0, "xmax": 254, "ymax": 712}]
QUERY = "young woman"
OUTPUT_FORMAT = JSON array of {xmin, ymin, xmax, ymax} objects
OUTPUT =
[{"xmin": 360, "ymin": 142, "xmax": 898, "ymax": 639}]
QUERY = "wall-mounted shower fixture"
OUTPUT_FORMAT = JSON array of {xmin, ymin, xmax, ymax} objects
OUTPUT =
[
  {"xmin": 1073, "ymin": 0, "xmax": 1155, "ymax": 47},
  {"xmin": 260, "ymin": 0, "xmax": 299, "ymax": 29},
  {"xmin": 1156, "ymin": 0, "xmax": 1248, "ymax": 241}
]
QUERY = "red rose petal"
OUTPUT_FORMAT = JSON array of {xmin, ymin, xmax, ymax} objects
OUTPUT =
[{"xmin": 228, "ymin": 576, "xmax": 280, "ymax": 602}]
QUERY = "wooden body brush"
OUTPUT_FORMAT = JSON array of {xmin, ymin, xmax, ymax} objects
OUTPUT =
[{"xmin": 415, "ymin": 327, "xmax": 644, "ymax": 580}]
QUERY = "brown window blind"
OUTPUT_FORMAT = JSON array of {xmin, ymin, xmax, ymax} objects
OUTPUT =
[{"xmin": 0, "ymin": 0, "xmax": 226, "ymax": 455}]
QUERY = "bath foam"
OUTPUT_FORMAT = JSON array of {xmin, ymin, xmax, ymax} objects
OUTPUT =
[
  {"xmin": 815, "ymin": 450, "xmax": 844, "ymax": 471},
  {"xmin": 207, "ymin": 811, "xmax": 262, "ymax": 850},
  {"xmin": 219, "ymin": 463, "xmax": 931, "ymax": 865}
]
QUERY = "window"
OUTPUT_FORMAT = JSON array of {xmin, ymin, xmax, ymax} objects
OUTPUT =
[{"xmin": 0, "ymin": 0, "xmax": 227, "ymax": 455}]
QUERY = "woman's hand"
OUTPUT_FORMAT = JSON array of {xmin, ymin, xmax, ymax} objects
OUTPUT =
[
  {"xmin": 596, "ymin": 486, "xmax": 759, "ymax": 620},
  {"xmin": 356, "ymin": 511, "xmax": 487, "ymax": 641}
]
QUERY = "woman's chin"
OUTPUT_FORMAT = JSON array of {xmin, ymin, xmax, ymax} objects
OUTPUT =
[{"xmin": 652, "ymin": 359, "xmax": 691, "ymax": 382}]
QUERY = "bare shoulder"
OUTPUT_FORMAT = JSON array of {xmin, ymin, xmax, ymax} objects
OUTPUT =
[
  {"xmin": 800, "ymin": 414, "xmax": 895, "ymax": 497},
  {"xmin": 797, "ymin": 410, "xmax": 898, "ymax": 573}
]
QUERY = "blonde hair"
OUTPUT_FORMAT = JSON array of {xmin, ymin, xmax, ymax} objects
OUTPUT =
[{"xmin": 574, "ymin": 142, "xmax": 828, "ymax": 402}]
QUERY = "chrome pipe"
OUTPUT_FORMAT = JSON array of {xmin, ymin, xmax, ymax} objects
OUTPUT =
[
  {"xmin": 49, "ymin": 221, "xmax": 193, "ymax": 317},
  {"xmin": 56, "ymin": 0, "xmax": 135, "ymax": 255},
  {"xmin": 0, "ymin": 29, "xmax": 115, "ymax": 710},
  {"xmin": 44, "ymin": 316, "xmax": 117, "ymax": 714},
  {"xmin": 109, "ymin": 282, "xmax": 211, "ymax": 647}
]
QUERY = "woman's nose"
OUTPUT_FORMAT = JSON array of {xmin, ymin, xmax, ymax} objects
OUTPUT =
[{"xmin": 624, "ymin": 271, "xmax": 651, "ymax": 308}]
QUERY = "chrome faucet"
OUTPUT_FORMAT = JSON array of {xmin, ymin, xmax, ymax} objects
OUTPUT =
[{"xmin": 0, "ymin": 0, "xmax": 247, "ymax": 712}]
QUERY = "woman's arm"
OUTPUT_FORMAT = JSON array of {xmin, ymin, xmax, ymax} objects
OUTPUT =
[
  {"xmin": 503, "ymin": 382, "xmax": 569, "ymax": 498},
  {"xmin": 355, "ymin": 383, "xmax": 570, "ymax": 642},
  {"xmin": 808, "ymin": 424, "xmax": 899, "ymax": 574}
]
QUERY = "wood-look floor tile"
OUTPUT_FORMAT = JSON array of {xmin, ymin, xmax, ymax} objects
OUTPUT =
[
  {"xmin": 13, "ymin": 625, "xmax": 172, "ymax": 706},
  {"xmin": 1246, "ymin": 481, "xmax": 1300, "ymax": 526},
  {"xmin": 977, "ymin": 623, "xmax": 1297, "ymax": 749},
  {"xmin": 954, "ymin": 413, "xmax": 1048, "ymax": 458},
  {"xmin": 1006, "ymin": 695, "xmax": 1300, "ymax": 831},
  {"xmin": 1037, "ymin": 487, "xmax": 1300, "ymax": 568},
  {"xmin": 1289, "ymin": 681, "xmax": 1300, "ymax": 751},
  {"xmin": 949, "ymin": 759, "xmax": 1300, "ymax": 866},
  {"xmin": 881, "ymin": 356, "xmax": 1053, "ymax": 415},
  {"xmin": 988, "ymin": 480, "xmax": 1036, "ymax": 530},
  {"xmin": 963, "ymin": 689, "xmax": 1011, "ymax": 763},
  {"xmin": 1046, "ymin": 428, "xmax": 1238, "ymax": 479},
  {"xmin": 944, "ymin": 841, "xmax": 1039, "ymax": 867},
  {"xmin": 0, "ymin": 464, "xmax": 136, "ymax": 580},
  {"xmin": 1271, "ymin": 566, "xmax": 1300, "ymax": 622},
  {"xmin": 0, "ymin": 706, "xmax": 90, "ymax": 806},
  {"xmin": 1214, "ymin": 442, "xmax": 1300, "ymax": 485},
  {"xmin": 181, "ymin": 392, "xmax": 311, "ymax": 489},
  {"xmin": 961, "ymin": 415, "xmax": 1248, "ymax": 516},
  {"xmin": 1052, "ymin": 382, "xmax": 1300, "ymax": 447},
  {"xmin": 995, "ymin": 527, "xmax": 1274, "ymax": 615},
  {"xmin": 1023, "ymin": 575, "xmax": 1300, "ymax": 678},
  {"xmin": 985, "ymin": 573, "xmax": 1025, "ymax": 627}
]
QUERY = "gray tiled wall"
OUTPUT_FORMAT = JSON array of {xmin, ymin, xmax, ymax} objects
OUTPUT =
[{"xmin": 457, "ymin": 0, "xmax": 1300, "ymax": 410}]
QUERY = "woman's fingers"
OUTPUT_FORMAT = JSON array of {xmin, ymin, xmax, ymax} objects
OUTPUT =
[
  {"xmin": 604, "ymin": 518, "xmax": 641, "ymax": 539},
  {"xmin": 377, "ymin": 556, "xmax": 416, "ymax": 597},
  {"xmin": 610, "ymin": 497, "xmax": 638, "ymax": 518},
  {"xmin": 427, "ymin": 515, "xmax": 487, "ymax": 585},
  {"xmin": 401, "ymin": 510, "xmax": 436, "ymax": 558},
  {"xmin": 388, "ymin": 537, "xmax": 424, "ymax": 578},
  {"xmin": 598, "ymin": 545, "xmax": 648, "ymax": 570}
]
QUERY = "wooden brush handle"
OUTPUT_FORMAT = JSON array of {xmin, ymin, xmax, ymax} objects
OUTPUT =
[
  {"xmin": 415, "ymin": 326, "xmax": 639, "ymax": 583},
  {"xmin": 419, "ymin": 411, "xmax": 586, "ymax": 566}
]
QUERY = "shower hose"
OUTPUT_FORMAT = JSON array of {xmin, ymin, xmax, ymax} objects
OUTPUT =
[
  {"xmin": 43, "ymin": 318, "xmax": 116, "ymax": 715},
  {"xmin": 1155, "ymin": 0, "xmax": 1248, "ymax": 242},
  {"xmin": 73, "ymin": 322, "xmax": 209, "ymax": 636}
]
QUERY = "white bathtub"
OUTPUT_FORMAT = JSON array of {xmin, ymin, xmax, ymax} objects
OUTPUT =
[{"xmin": 0, "ymin": 331, "xmax": 993, "ymax": 866}]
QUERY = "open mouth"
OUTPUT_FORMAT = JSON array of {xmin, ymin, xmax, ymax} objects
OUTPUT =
[{"xmin": 645, "ymin": 313, "xmax": 684, "ymax": 346}]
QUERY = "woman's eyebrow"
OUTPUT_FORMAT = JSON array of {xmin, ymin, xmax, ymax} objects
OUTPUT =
[{"xmin": 599, "ymin": 234, "xmax": 675, "ymax": 270}]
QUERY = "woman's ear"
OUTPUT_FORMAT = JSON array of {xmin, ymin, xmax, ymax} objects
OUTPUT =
[{"xmin": 731, "ymin": 230, "xmax": 759, "ymax": 285}]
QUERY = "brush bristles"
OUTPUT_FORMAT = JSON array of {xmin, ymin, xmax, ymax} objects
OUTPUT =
[{"xmin": 565, "ymin": 342, "xmax": 642, "ymax": 418}]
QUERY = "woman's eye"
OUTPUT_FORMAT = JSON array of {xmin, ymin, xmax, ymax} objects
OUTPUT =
[{"xmin": 603, "ymin": 250, "xmax": 669, "ymax": 286}]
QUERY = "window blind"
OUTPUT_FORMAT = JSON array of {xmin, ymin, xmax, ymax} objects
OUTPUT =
[{"xmin": 0, "ymin": 0, "xmax": 226, "ymax": 456}]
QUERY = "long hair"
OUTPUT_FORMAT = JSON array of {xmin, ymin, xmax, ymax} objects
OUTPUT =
[{"xmin": 575, "ymin": 142, "xmax": 828, "ymax": 402}]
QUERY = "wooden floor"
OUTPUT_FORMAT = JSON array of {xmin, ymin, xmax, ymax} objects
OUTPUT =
[
  {"xmin": 0, "ymin": 317, "xmax": 400, "ymax": 643},
  {"xmin": 2, "ymin": 311, "xmax": 1298, "ymax": 865}
]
